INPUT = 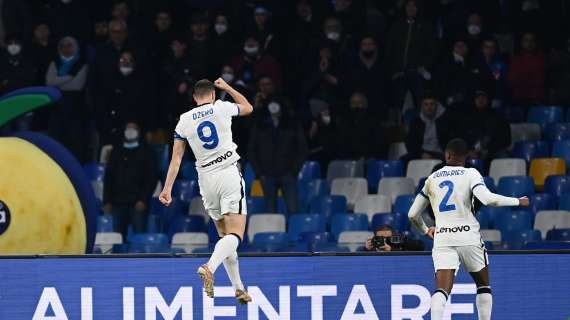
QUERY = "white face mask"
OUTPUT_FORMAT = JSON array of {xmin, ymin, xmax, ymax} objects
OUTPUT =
[
  {"xmin": 221, "ymin": 73, "xmax": 234, "ymax": 83},
  {"xmin": 7, "ymin": 44, "xmax": 21, "ymax": 56},
  {"xmin": 244, "ymin": 46, "xmax": 259, "ymax": 56},
  {"xmin": 124, "ymin": 127, "xmax": 139, "ymax": 141},
  {"xmin": 326, "ymin": 32, "xmax": 340, "ymax": 41},
  {"xmin": 268, "ymin": 101, "xmax": 280, "ymax": 114},
  {"xmin": 60, "ymin": 54, "xmax": 74, "ymax": 61},
  {"xmin": 120, "ymin": 66, "xmax": 134, "ymax": 76},
  {"xmin": 468, "ymin": 24, "xmax": 481, "ymax": 36},
  {"xmin": 322, "ymin": 115, "xmax": 331, "ymax": 124},
  {"xmin": 214, "ymin": 23, "xmax": 227, "ymax": 35}
]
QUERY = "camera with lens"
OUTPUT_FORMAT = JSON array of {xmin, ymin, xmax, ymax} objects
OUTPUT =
[{"xmin": 372, "ymin": 234, "xmax": 404, "ymax": 250}]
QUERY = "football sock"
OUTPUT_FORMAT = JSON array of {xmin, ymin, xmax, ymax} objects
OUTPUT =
[
  {"xmin": 207, "ymin": 233, "xmax": 241, "ymax": 273},
  {"xmin": 431, "ymin": 289, "xmax": 449, "ymax": 320},
  {"xmin": 476, "ymin": 286, "xmax": 493, "ymax": 320},
  {"xmin": 223, "ymin": 251, "xmax": 245, "ymax": 291}
]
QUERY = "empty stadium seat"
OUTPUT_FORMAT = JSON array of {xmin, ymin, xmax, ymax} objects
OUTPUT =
[
  {"xmin": 83, "ymin": 162, "xmax": 105, "ymax": 181},
  {"xmin": 331, "ymin": 177, "xmax": 368, "ymax": 210},
  {"xmin": 168, "ymin": 215, "xmax": 206, "ymax": 237},
  {"xmin": 545, "ymin": 123, "xmax": 570, "ymax": 141},
  {"xmin": 497, "ymin": 176, "xmax": 535, "ymax": 197},
  {"xmin": 330, "ymin": 213, "xmax": 369, "ymax": 240},
  {"xmin": 406, "ymin": 159, "xmax": 442, "ymax": 186},
  {"xmin": 551, "ymin": 140, "xmax": 570, "ymax": 168},
  {"xmin": 180, "ymin": 161, "xmax": 198, "ymax": 180},
  {"xmin": 502, "ymin": 229, "xmax": 542, "ymax": 244},
  {"xmin": 247, "ymin": 196, "xmax": 268, "ymax": 214},
  {"xmin": 243, "ymin": 162, "xmax": 255, "ymax": 195},
  {"xmin": 544, "ymin": 175, "xmax": 570, "ymax": 198},
  {"xmin": 298, "ymin": 179, "xmax": 330, "ymax": 211},
  {"xmin": 91, "ymin": 180, "xmax": 104, "ymax": 201},
  {"xmin": 393, "ymin": 194, "xmax": 415, "ymax": 215},
  {"xmin": 94, "ymin": 232, "xmax": 122, "ymax": 254},
  {"xmin": 377, "ymin": 177, "xmax": 415, "ymax": 204},
  {"xmin": 527, "ymin": 106, "xmax": 563, "ymax": 128},
  {"xmin": 247, "ymin": 214, "xmax": 286, "ymax": 243},
  {"xmin": 546, "ymin": 228, "xmax": 570, "ymax": 241},
  {"xmin": 147, "ymin": 214, "xmax": 162, "ymax": 233},
  {"xmin": 172, "ymin": 179, "xmax": 198, "ymax": 203},
  {"xmin": 489, "ymin": 158, "xmax": 527, "ymax": 184},
  {"xmin": 97, "ymin": 215, "xmax": 114, "ymax": 233},
  {"xmin": 371, "ymin": 212, "xmax": 409, "ymax": 231},
  {"xmin": 298, "ymin": 161, "xmax": 321, "ymax": 182},
  {"xmin": 480, "ymin": 229, "xmax": 502, "ymax": 242},
  {"xmin": 524, "ymin": 241, "xmax": 570, "ymax": 249},
  {"xmin": 529, "ymin": 193, "xmax": 556, "ymax": 214},
  {"xmin": 559, "ymin": 195, "xmax": 570, "ymax": 210},
  {"xmin": 309, "ymin": 195, "xmax": 347, "ymax": 221},
  {"xmin": 476, "ymin": 209, "xmax": 492, "ymax": 229},
  {"xmin": 510, "ymin": 123, "xmax": 541, "ymax": 147},
  {"xmin": 338, "ymin": 231, "xmax": 373, "ymax": 252},
  {"xmin": 353, "ymin": 195, "xmax": 392, "ymax": 222},
  {"xmin": 483, "ymin": 176, "xmax": 497, "ymax": 192},
  {"xmin": 388, "ymin": 142, "xmax": 408, "ymax": 160},
  {"xmin": 494, "ymin": 210, "xmax": 533, "ymax": 234},
  {"xmin": 366, "ymin": 160, "xmax": 404, "ymax": 193},
  {"xmin": 466, "ymin": 158, "xmax": 484, "ymax": 174},
  {"xmin": 529, "ymin": 158, "xmax": 566, "ymax": 190},
  {"xmin": 534, "ymin": 210, "xmax": 570, "ymax": 239},
  {"xmin": 298, "ymin": 231, "xmax": 333, "ymax": 251},
  {"xmin": 99, "ymin": 144, "xmax": 113, "ymax": 164},
  {"xmin": 288, "ymin": 213, "xmax": 326, "ymax": 242},
  {"xmin": 512, "ymin": 141, "xmax": 550, "ymax": 163},
  {"xmin": 129, "ymin": 233, "xmax": 169, "ymax": 245},
  {"xmin": 171, "ymin": 232, "xmax": 209, "ymax": 253},
  {"xmin": 252, "ymin": 232, "xmax": 289, "ymax": 252},
  {"xmin": 326, "ymin": 160, "xmax": 364, "ymax": 181}
]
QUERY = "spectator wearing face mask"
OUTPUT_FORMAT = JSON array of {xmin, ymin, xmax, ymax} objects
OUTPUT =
[
  {"xmin": 465, "ymin": 13, "xmax": 487, "ymax": 53},
  {"xmin": 46, "ymin": 36, "xmax": 90, "ymax": 162},
  {"xmin": 0, "ymin": 34, "xmax": 37, "ymax": 95},
  {"xmin": 319, "ymin": 16, "xmax": 353, "ymax": 61},
  {"xmin": 308, "ymin": 109, "xmax": 337, "ymax": 170},
  {"xmin": 96, "ymin": 50, "xmax": 157, "ymax": 145},
  {"xmin": 218, "ymin": 65, "xmax": 248, "ymax": 102},
  {"xmin": 159, "ymin": 37, "xmax": 194, "ymax": 131},
  {"xmin": 248, "ymin": 94, "xmax": 307, "ymax": 215},
  {"xmin": 103, "ymin": 122, "xmax": 158, "ymax": 239},
  {"xmin": 507, "ymin": 32, "xmax": 545, "ymax": 105},
  {"xmin": 211, "ymin": 14, "xmax": 239, "ymax": 74},
  {"xmin": 250, "ymin": 6, "xmax": 282, "ymax": 62},
  {"xmin": 230, "ymin": 36, "xmax": 282, "ymax": 90},
  {"xmin": 302, "ymin": 43, "xmax": 342, "ymax": 115},
  {"xmin": 336, "ymin": 92, "xmax": 386, "ymax": 159}
]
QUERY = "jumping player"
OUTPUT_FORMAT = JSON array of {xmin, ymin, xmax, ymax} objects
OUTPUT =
[
  {"xmin": 408, "ymin": 138, "xmax": 529, "ymax": 319},
  {"xmin": 159, "ymin": 78, "xmax": 253, "ymax": 304}
]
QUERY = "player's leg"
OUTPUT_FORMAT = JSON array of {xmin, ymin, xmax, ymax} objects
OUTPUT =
[
  {"xmin": 431, "ymin": 247, "xmax": 460, "ymax": 320},
  {"xmin": 218, "ymin": 213, "xmax": 250, "ymax": 304},
  {"xmin": 462, "ymin": 245, "xmax": 492, "ymax": 320}
]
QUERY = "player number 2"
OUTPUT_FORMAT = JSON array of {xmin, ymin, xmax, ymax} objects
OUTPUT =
[
  {"xmin": 197, "ymin": 121, "xmax": 219, "ymax": 150},
  {"xmin": 438, "ymin": 180, "xmax": 456, "ymax": 212}
]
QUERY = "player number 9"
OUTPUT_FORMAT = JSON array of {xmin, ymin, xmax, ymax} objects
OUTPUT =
[{"xmin": 197, "ymin": 121, "xmax": 219, "ymax": 150}]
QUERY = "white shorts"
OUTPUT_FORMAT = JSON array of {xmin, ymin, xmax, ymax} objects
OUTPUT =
[
  {"xmin": 432, "ymin": 244, "xmax": 489, "ymax": 273},
  {"xmin": 197, "ymin": 162, "xmax": 247, "ymax": 221}
]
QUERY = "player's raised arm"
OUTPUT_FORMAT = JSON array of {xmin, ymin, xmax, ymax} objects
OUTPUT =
[
  {"xmin": 214, "ymin": 77, "xmax": 253, "ymax": 115},
  {"xmin": 159, "ymin": 139, "xmax": 186, "ymax": 206}
]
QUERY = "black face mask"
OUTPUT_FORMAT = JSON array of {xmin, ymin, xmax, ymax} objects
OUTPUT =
[{"xmin": 361, "ymin": 49, "xmax": 375, "ymax": 58}]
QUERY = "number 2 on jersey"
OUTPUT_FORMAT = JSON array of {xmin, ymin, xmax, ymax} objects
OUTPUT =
[
  {"xmin": 197, "ymin": 121, "xmax": 219, "ymax": 149},
  {"xmin": 438, "ymin": 180, "xmax": 456, "ymax": 212}
]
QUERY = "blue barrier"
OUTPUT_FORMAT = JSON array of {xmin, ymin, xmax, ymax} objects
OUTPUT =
[{"xmin": 0, "ymin": 253, "xmax": 569, "ymax": 319}]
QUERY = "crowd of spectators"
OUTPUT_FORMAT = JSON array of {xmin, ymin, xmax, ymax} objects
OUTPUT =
[{"xmin": 1, "ymin": 0, "xmax": 570, "ymax": 187}]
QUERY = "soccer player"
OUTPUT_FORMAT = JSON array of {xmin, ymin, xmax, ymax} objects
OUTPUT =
[
  {"xmin": 159, "ymin": 78, "xmax": 253, "ymax": 304},
  {"xmin": 408, "ymin": 138, "xmax": 529, "ymax": 320}
]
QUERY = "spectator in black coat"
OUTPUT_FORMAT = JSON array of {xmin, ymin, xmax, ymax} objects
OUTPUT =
[
  {"xmin": 33, "ymin": 0, "xmax": 90, "ymax": 41},
  {"xmin": 0, "ymin": 34, "xmax": 37, "ymax": 95},
  {"xmin": 248, "ymin": 101, "xmax": 307, "ymax": 215},
  {"xmin": 187, "ymin": 13, "xmax": 214, "ymax": 80},
  {"xmin": 29, "ymin": 22, "xmax": 56, "ymax": 85},
  {"xmin": 462, "ymin": 89, "xmax": 511, "ymax": 164},
  {"xmin": 103, "ymin": 121, "xmax": 157, "ymax": 239},
  {"xmin": 404, "ymin": 94, "xmax": 454, "ymax": 161},
  {"xmin": 302, "ymin": 43, "xmax": 342, "ymax": 115},
  {"xmin": 308, "ymin": 109, "xmax": 337, "ymax": 171},
  {"xmin": 211, "ymin": 14, "xmax": 240, "ymax": 75},
  {"xmin": 249, "ymin": 6, "xmax": 282, "ymax": 62},
  {"xmin": 336, "ymin": 92, "xmax": 386, "ymax": 159},
  {"xmin": 148, "ymin": 10, "xmax": 175, "ymax": 68},
  {"xmin": 465, "ymin": 13, "xmax": 488, "ymax": 53}
]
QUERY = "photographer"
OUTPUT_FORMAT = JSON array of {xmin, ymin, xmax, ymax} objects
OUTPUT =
[{"xmin": 364, "ymin": 225, "xmax": 424, "ymax": 252}]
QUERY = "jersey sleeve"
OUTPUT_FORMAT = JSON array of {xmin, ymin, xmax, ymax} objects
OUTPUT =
[
  {"xmin": 468, "ymin": 168, "xmax": 486, "ymax": 192},
  {"xmin": 418, "ymin": 176, "xmax": 430, "ymax": 200},
  {"xmin": 216, "ymin": 100, "xmax": 240, "ymax": 117},
  {"xmin": 174, "ymin": 118, "xmax": 187, "ymax": 140}
]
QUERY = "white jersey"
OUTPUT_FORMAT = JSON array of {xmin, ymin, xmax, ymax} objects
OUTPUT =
[
  {"xmin": 174, "ymin": 100, "xmax": 241, "ymax": 174},
  {"xmin": 420, "ymin": 166, "xmax": 484, "ymax": 248}
]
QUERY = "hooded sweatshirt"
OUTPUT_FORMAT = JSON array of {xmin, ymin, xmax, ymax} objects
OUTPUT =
[{"xmin": 420, "ymin": 103, "xmax": 446, "ymax": 153}]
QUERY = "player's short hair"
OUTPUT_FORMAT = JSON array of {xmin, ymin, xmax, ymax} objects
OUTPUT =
[
  {"xmin": 193, "ymin": 79, "xmax": 215, "ymax": 97},
  {"xmin": 445, "ymin": 138, "xmax": 469, "ymax": 158}
]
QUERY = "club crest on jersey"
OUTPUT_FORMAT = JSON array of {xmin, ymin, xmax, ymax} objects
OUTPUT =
[
  {"xmin": 437, "ymin": 225, "xmax": 471, "ymax": 234},
  {"xmin": 201, "ymin": 151, "xmax": 233, "ymax": 168}
]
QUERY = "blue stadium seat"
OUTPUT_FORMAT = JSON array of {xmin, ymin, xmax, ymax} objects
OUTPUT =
[
  {"xmin": 494, "ymin": 210, "xmax": 533, "ymax": 234},
  {"xmin": 559, "ymin": 195, "xmax": 570, "ymax": 210},
  {"xmin": 298, "ymin": 179, "xmax": 330, "ymax": 212},
  {"xmin": 371, "ymin": 212, "xmax": 409, "ymax": 232},
  {"xmin": 551, "ymin": 140, "xmax": 570, "ymax": 168},
  {"xmin": 524, "ymin": 241, "xmax": 570, "ymax": 249},
  {"xmin": 97, "ymin": 215, "xmax": 114, "ymax": 233},
  {"xmin": 193, "ymin": 246, "xmax": 214, "ymax": 253},
  {"xmin": 147, "ymin": 214, "xmax": 162, "ymax": 233},
  {"xmin": 477, "ymin": 209, "xmax": 493, "ymax": 229},
  {"xmin": 112, "ymin": 244, "xmax": 129, "ymax": 253},
  {"xmin": 288, "ymin": 214, "xmax": 326, "ymax": 242},
  {"xmin": 326, "ymin": 160, "xmax": 364, "ymax": 181},
  {"xmin": 277, "ymin": 196, "xmax": 288, "ymax": 214},
  {"xmin": 180, "ymin": 161, "xmax": 198, "ymax": 181},
  {"xmin": 159, "ymin": 199, "xmax": 186, "ymax": 232},
  {"xmin": 529, "ymin": 193, "xmax": 556, "ymax": 214},
  {"xmin": 129, "ymin": 233, "xmax": 169, "ymax": 245},
  {"xmin": 497, "ymin": 176, "xmax": 535, "ymax": 197},
  {"xmin": 366, "ymin": 160, "xmax": 404, "ymax": 193},
  {"xmin": 527, "ymin": 106, "xmax": 563, "ymax": 129},
  {"xmin": 544, "ymin": 123, "xmax": 570, "ymax": 141},
  {"xmin": 544, "ymin": 175, "xmax": 570, "ymax": 198},
  {"xmin": 512, "ymin": 141, "xmax": 550, "ymax": 163},
  {"xmin": 172, "ymin": 179, "xmax": 198, "ymax": 203},
  {"xmin": 252, "ymin": 232, "xmax": 289, "ymax": 252},
  {"xmin": 415, "ymin": 177, "xmax": 427, "ymax": 195},
  {"xmin": 247, "ymin": 196, "xmax": 268, "ymax": 214},
  {"xmin": 483, "ymin": 176, "xmax": 496, "ymax": 193},
  {"xmin": 83, "ymin": 163, "xmax": 105, "ymax": 181},
  {"xmin": 330, "ymin": 213, "xmax": 369, "ymax": 240},
  {"xmin": 151, "ymin": 144, "xmax": 169, "ymax": 174},
  {"xmin": 168, "ymin": 215, "xmax": 206, "ymax": 237},
  {"xmin": 393, "ymin": 194, "xmax": 415, "ymax": 215},
  {"xmin": 149, "ymin": 197, "xmax": 164, "ymax": 216},
  {"xmin": 546, "ymin": 228, "xmax": 570, "ymax": 241},
  {"xmin": 495, "ymin": 242, "xmax": 514, "ymax": 250},
  {"xmin": 313, "ymin": 242, "xmax": 350, "ymax": 252},
  {"xmin": 466, "ymin": 158, "xmax": 485, "ymax": 174},
  {"xmin": 309, "ymin": 195, "xmax": 347, "ymax": 221},
  {"xmin": 298, "ymin": 231, "xmax": 332, "ymax": 252},
  {"xmin": 298, "ymin": 161, "xmax": 321, "ymax": 182},
  {"xmin": 484, "ymin": 241, "xmax": 494, "ymax": 250},
  {"xmin": 243, "ymin": 162, "xmax": 255, "ymax": 195},
  {"xmin": 502, "ymin": 229, "xmax": 542, "ymax": 243},
  {"xmin": 128, "ymin": 244, "xmax": 171, "ymax": 253}
]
